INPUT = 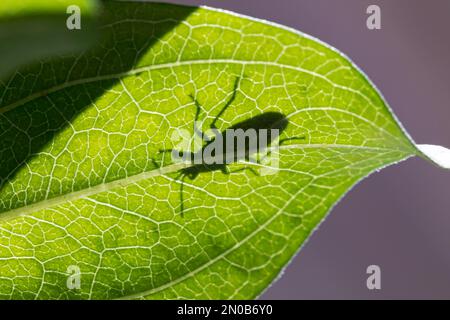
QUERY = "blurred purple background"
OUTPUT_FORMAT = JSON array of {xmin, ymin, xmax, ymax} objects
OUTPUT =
[{"xmin": 158, "ymin": 0, "xmax": 450, "ymax": 299}]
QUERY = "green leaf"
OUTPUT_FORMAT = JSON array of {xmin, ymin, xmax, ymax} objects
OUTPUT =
[
  {"xmin": 0, "ymin": 0, "xmax": 100, "ymax": 78},
  {"xmin": 0, "ymin": 1, "xmax": 448, "ymax": 299}
]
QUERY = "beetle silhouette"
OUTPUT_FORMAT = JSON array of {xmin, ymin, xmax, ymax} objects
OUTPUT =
[{"xmin": 159, "ymin": 77, "xmax": 304, "ymax": 216}]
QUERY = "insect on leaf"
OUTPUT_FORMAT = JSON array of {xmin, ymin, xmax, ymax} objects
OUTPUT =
[{"xmin": 0, "ymin": 1, "xmax": 448, "ymax": 299}]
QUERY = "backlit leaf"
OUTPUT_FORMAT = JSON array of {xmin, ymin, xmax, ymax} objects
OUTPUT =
[{"xmin": 0, "ymin": 1, "xmax": 448, "ymax": 299}]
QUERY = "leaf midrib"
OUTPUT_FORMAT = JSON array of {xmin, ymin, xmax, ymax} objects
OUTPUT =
[
  {"xmin": 0, "ymin": 161, "xmax": 188, "ymax": 222},
  {"xmin": 0, "ymin": 144, "xmax": 398, "ymax": 223}
]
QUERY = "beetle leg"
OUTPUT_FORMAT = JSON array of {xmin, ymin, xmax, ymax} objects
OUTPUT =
[
  {"xmin": 158, "ymin": 149, "xmax": 194, "ymax": 164},
  {"xmin": 278, "ymin": 136, "xmax": 306, "ymax": 146},
  {"xmin": 221, "ymin": 165, "xmax": 230, "ymax": 175},
  {"xmin": 171, "ymin": 172, "xmax": 188, "ymax": 217},
  {"xmin": 187, "ymin": 95, "xmax": 210, "ymax": 142},
  {"xmin": 210, "ymin": 76, "xmax": 240, "ymax": 129}
]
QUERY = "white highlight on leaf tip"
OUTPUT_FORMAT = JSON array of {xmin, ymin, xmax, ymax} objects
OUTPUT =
[{"xmin": 417, "ymin": 144, "xmax": 450, "ymax": 170}]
